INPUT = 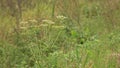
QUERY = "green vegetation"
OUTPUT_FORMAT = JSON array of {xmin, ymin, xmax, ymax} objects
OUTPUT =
[{"xmin": 0, "ymin": 0, "xmax": 120, "ymax": 68}]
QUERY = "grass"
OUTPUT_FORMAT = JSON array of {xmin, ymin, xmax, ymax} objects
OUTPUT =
[{"xmin": 0, "ymin": 0, "xmax": 120, "ymax": 68}]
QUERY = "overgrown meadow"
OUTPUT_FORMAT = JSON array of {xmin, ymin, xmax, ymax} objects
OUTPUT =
[{"xmin": 0, "ymin": 0, "xmax": 120, "ymax": 68}]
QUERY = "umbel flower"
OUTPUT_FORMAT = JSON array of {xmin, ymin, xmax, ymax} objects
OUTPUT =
[
  {"xmin": 28, "ymin": 19, "xmax": 38, "ymax": 23},
  {"xmin": 40, "ymin": 24, "xmax": 48, "ymax": 27},
  {"xmin": 20, "ymin": 21, "xmax": 28, "ymax": 24},
  {"xmin": 56, "ymin": 15, "xmax": 67, "ymax": 20},
  {"xmin": 20, "ymin": 21, "xmax": 29, "ymax": 27},
  {"xmin": 42, "ymin": 19, "xmax": 55, "ymax": 25},
  {"xmin": 52, "ymin": 25, "xmax": 65, "ymax": 29}
]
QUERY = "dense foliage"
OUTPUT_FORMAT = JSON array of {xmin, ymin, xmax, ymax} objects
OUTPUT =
[{"xmin": 0, "ymin": 0, "xmax": 120, "ymax": 68}]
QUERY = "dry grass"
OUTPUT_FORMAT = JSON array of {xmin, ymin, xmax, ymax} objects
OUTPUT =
[
  {"xmin": 107, "ymin": 53, "xmax": 120, "ymax": 68},
  {"xmin": 0, "ymin": 0, "xmax": 120, "ymax": 68},
  {"xmin": 100, "ymin": 0, "xmax": 120, "ymax": 30}
]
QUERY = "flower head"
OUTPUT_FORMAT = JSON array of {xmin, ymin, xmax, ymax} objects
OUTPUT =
[
  {"xmin": 28, "ymin": 19, "xmax": 38, "ymax": 23},
  {"xmin": 56, "ymin": 15, "xmax": 67, "ymax": 20},
  {"xmin": 42, "ymin": 19, "xmax": 55, "ymax": 25}
]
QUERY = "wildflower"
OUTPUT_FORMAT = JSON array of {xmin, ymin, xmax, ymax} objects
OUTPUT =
[
  {"xmin": 42, "ymin": 19, "xmax": 55, "ymax": 25},
  {"xmin": 28, "ymin": 19, "xmax": 38, "ymax": 23},
  {"xmin": 56, "ymin": 15, "xmax": 67, "ymax": 20},
  {"xmin": 40, "ymin": 24, "xmax": 49, "ymax": 27},
  {"xmin": 20, "ymin": 21, "xmax": 29, "ymax": 27},
  {"xmin": 52, "ymin": 26, "xmax": 65, "ymax": 29},
  {"xmin": 20, "ymin": 21, "xmax": 28, "ymax": 24},
  {"xmin": 20, "ymin": 27, "xmax": 27, "ymax": 30}
]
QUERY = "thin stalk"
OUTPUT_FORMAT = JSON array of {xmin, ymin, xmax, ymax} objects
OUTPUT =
[
  {"xmin": 14, "ymin": 0, "xmax": 22, "ymax": 45},
  {"xmin": 52, "ymin": 0, "xmax": 56, "ymax": 17}
]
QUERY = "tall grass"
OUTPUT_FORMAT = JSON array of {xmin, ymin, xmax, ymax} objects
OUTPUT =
[{"xmin": 0, "ymin": 0, "xmax": 120, "ymax": 68}]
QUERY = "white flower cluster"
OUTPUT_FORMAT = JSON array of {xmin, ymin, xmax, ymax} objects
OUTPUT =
[
  {"xmin": 56, "ymin": 15, "xmax": 67, "ymax": 20},
  {"xmin": 20, "ymin": 21, "xmax": 28, "ymax": 24},
  {"xmin": 52, "ymin": 25, "xmax": 65, "ymax": 29},
  {"xmin": 19, "ymin": 19, "xmax": 38, "ymax": 29},
  {"xmin": 28, "ymin": 19, "xmax": 38, "ymax": 23},
  {"xmin": 42, "ymin": 19, "xmax": 55, "ymax": 25},
  {"xmin": 40, "ymin": 24, "xmax": 48, "ymax": 27},
  {"xmin": 20, "ymin": 21, "xmax": 28, "ymax": 28}
]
